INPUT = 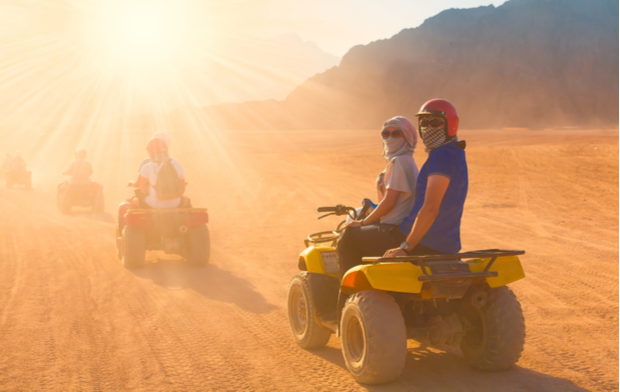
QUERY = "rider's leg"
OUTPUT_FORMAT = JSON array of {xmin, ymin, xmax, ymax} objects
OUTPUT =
[{"xmin": 336, "ymin": 224, "xmax": 405, "ymax": 279}]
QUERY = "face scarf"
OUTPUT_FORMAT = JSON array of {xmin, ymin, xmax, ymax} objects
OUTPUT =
[
  {"xmin": 381, "ymin": 117, "xmax": 417, "ymax": 162},
  {"xmin": 420, "ymin": 116, "xmax": 455, "ymax": 152}
]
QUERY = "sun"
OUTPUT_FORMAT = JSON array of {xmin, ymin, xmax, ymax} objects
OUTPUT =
[
  {"xmin": 114, "ymin": 3, "xmax": 173, "ymax": 55},
  {"xmin": 83, "ymin": 0, "xmax": 192, "ymax": 69}
]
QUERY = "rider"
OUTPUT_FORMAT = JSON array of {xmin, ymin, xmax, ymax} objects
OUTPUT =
[
  {"xmin": 137, "ymin": 137, "xmax": 187, "ymax": 208},
  {"xmin": 129, "ymin": 132, "xmax": 170, "ymax": 188},
  {"xmin": 337, "ymin": 99, "xmax": 468, "ymax": 277},
  {"xmin": 343, "ymin": 116, "xmax": 419, "ymax": 229},
  {"xmin": 63, "ymin": 149, "xmax": 93, "ymax": 184},
  {"xmin": 8, "ymin": 151, "xmax": 26, "ymax": 172}
]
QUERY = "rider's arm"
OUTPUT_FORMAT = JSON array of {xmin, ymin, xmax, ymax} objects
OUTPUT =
[
  {"xmin": 138, "ymin": 175, "xmax": 149, "ymax": 196},
  {"xmin": 360, "ymin": 189, "xmax": 399, "ymax": 225},
  {"xmin": 401, "ymin": 175, "xmax": 450, "ymax": 249}
]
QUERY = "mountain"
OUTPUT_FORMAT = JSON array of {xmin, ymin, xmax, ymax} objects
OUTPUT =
[
  {"xmin": 191, "ymin": 33, "xmax": 340, "ymax": 106},
  {"xmin": 200, "ymin": 0, "xmax": 619, "ymax": 130}
]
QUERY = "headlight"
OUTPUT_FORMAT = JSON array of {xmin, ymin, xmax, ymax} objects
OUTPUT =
[{"xmin": 320, "ymin": 251, "xmax": 339, "ymax": 274}]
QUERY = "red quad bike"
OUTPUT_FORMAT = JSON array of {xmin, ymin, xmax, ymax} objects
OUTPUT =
[
  {"xmin": 6, "ymin": 168, "xmax": 31, "ymax": 189},
  {"xmin": 57, "ymin": 181, "xmax": 105, "ymax": 214},
  {"xmin": 116, "ymin": 201, "xmax": 211, "ymax": 268}
]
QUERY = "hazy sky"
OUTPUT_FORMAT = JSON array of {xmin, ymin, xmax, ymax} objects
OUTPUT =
[{"xmin": 260, "ymin": 0, "xmax": 508, "ymax": 56}]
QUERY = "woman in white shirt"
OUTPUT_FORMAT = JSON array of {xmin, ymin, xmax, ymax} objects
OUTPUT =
[
  {"xmin": 346, "ymin": 116, "xmax": 419, "ymax": 228},
  {"xmin": 338, "ymin": 116, "xmax": 419, "ymax": 277}
]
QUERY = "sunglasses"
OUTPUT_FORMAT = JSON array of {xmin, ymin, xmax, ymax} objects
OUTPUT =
[
  {"xmin": 381, "ymin": 129, "xmax": 404, "ymax": 139},
  {"xmin": 419, "ymin": 118, "xmax": 445, "ymax": 127}
]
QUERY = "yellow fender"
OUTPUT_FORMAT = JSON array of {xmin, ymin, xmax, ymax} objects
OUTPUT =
[
  {"xmin": 341, "ymin": 256, "xmax": 525, "ymax": 294},
  {"xmin": 468, "ymin": 256, "xmax": 525, "ymax": 288},
  {"xmin": 299, "ymin": 246, "xmax": 340, "ymax": 278}
]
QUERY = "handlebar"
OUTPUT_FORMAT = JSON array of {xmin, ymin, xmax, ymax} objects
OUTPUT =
[{"xmin": 317, "ymin": 204, "xmax": 357, "ymax": 219}]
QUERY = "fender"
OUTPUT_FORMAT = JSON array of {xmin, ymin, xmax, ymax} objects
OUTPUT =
[
  {"xmin": 298, "ymin": 246, "xmax": 339, "ymax": 278},
  {"xmin": 467, "ymin": 256, "xmax": 525, "ymax": 288},
  {"xmin": 341, "ymin": 262, "xmax": 427, "ymax": 295},
  {"xmin": 341, "ymin": 256, "xmax": 525, "ymax": 294}
]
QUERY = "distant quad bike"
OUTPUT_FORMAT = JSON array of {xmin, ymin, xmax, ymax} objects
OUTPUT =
[
  {"xmin": 287, "ymin": 204, "xmax": 526, "ymax": 385},
  {"xmin": 57, "ymin": 181, "xmax": 104, "ymax": 214},
  {"xmin": 116, "ymin": 200, "xmax": 210, "ymax": 268},
  {"xmin": 6, "ymin": 168, "xmax": 31, "ymax": 189}
]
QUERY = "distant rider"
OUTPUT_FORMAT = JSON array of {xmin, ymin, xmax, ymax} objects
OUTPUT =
[
  {"xmin": 129, "ymin": 132, "xmax": 171, "ymax": 188},
  {"xmin": 136, "ymin": 138, "xmax": 188, "ymax": 208},
  {"xmin": 337, "ymin": 99, "xmax": 469, "ymax": 276},
  {"xmin": 63, "ymin": 149, "xmax": 93, "ymax": 184},
  {"xmin": 8, "ymin": 151, "xmax": 26, "ymax": 172}
]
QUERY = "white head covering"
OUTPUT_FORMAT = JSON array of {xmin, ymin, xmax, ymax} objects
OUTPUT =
[
  {"xmin": 381, "ymin": 116, "xmax": 418, "ymax": 161},
  {"xmin": 152, "ymin": 132, "xmax": 170, "ymax": 148}
]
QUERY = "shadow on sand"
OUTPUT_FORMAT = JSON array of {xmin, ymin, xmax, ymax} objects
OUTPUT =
[
  {"xmin": 131, "ymin": 258, "xmax": 277, "ymax": 314},
  {"xmin": 311, "ymin": 344, "xmax": 589, "ymax": 392}
]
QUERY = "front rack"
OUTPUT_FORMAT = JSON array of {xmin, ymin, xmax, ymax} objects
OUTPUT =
[{"xmin": 362, "ymin": 249, "xmax": 525, "ymax": 280}]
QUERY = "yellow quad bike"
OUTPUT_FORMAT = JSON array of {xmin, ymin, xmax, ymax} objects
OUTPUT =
[{"xmin": 287, "ymin": 204, "xmax": 526, "ymax": 385}]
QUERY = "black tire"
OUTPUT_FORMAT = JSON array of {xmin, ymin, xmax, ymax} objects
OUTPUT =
[
  {"xmin": 94, "ymin": 191, "xmax": 104, "ymax": 212},
  {"xmin": 459, "ymin": 286, "xmax": 525, "ymax": 371},
  {"xmin": 287, "ymin": 273, "xmax": 332, "ymax": 349},
  {"xmin": 122, "ymin": 226, "xmax": 145, "ymax": 268},
  {"xmin": 341, "ymin": 290, "xmax": 407, "ymax": 385},
  {"xmin": 60, "ymin": 192, "xmax": 72, "ymax": 214},
  {"xmin": 187, "ymin": 225, "xmax": 210, "ymax": 266}
]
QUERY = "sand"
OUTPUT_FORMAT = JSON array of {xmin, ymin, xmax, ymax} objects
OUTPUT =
[{"xmin": 0, "ymin": 128, "xmax": 617, "ymax": 391}]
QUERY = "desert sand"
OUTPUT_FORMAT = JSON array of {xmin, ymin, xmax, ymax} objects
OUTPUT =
[{"xmin": 0, "ymin": 128, "xmax": 617, "ymax": 391}]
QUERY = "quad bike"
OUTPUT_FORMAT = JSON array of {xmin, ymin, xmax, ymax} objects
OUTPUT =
[
  {"xmin": 116, "ymin": 198, "xmax": 210, "ymax": 268},
  {"xmin": 287, "ymin": 204, "xmax": 526, "ymax": 385},
  {"xmin": 6, "ymin": 168, "xmax": 31, "ymax": 189},
  {"xmin": 57, "ymin": 180, "xmax": 104, "ymax": 214}
]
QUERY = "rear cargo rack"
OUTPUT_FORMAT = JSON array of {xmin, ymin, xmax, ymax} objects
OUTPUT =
[
  {"xmin": 126, "ymin": 208, "xmax": 208, "ymax": 214},
  {"xmin": 362, "ymin": 249, "xmax": 524, "ymax": 280}
]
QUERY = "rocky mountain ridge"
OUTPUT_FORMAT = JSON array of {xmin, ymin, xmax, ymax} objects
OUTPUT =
[{"xmin": 198, "ymin": 0, "xmax": 619, "ymax": 130}]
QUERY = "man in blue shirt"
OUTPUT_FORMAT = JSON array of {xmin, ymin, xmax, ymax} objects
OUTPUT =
[
  {"xmin": 337, "ymin": 99, "xmax": 468, "ymax": 276},
  {"xmin": 385, "ymin": 98, "xmax": 468, "ymax": 257}
]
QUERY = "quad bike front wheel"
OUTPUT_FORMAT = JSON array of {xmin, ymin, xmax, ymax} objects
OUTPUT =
[
  {"xmin": 287, "ymin": 273, "xmax": 332, "ymax": 349},
  {"xmin": 341, "ymin": 290, "xmax": 407, "ymax": 385},
  {"xmin": 459, "ymin": 286, "xmax": 525, "ymax": 371},
  {"xmin": 122, "ymin": 226, "xmax": 145, "ymax": 268},
  {"xmin": 187, "ymin": 224, "xmax": 210, "ymax": 266}
]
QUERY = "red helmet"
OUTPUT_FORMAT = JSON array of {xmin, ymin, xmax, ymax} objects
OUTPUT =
[
  {"xmin": 146, "ymin": 137, "xmax": 168, "ymax": 158},
  {"xmin": 416, "ymin": 99, "xmax": 459, "ymax": 137}
]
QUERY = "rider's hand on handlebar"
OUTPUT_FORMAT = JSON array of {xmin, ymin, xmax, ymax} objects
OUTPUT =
[
  {"xmin": 127, "ymin": 180, "xmax": 136, "ymax": 187},
  {"xmin": 383, "ymin": 248, "xmax": 407, "ymax": 258},
  {"xmin": 343, "ymin": 220, "xmax": 362, "ymax": 229}
]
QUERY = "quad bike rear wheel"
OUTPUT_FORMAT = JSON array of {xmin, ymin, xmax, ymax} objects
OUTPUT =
[
  {"xmin": 122, "ymin": 226, "xmax": 145, "ymax": 268},
  {"xmin": 287, "ymin": 273, "xmax": 332, "ymax": 349},
  {"xmin": 187, "ymin": 224, "xmax": 210, "ymax": 266},
  {"xmin": 459, "ymin": 286, "xmax": 525, "ymax": 371},
  {"xmin": 341, "ymin": 290, "xmax": 407, "ymax": 385}
]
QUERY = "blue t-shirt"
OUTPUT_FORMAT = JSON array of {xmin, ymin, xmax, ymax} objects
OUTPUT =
[{"xmin": 399, "ymin": 141, "xmax": 468, "ymax": 253}]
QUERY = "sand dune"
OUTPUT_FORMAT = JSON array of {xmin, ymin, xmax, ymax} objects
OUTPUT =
[{"xmin": 0, "ymin": 128, "xmax": 617, "ymax": 391}]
